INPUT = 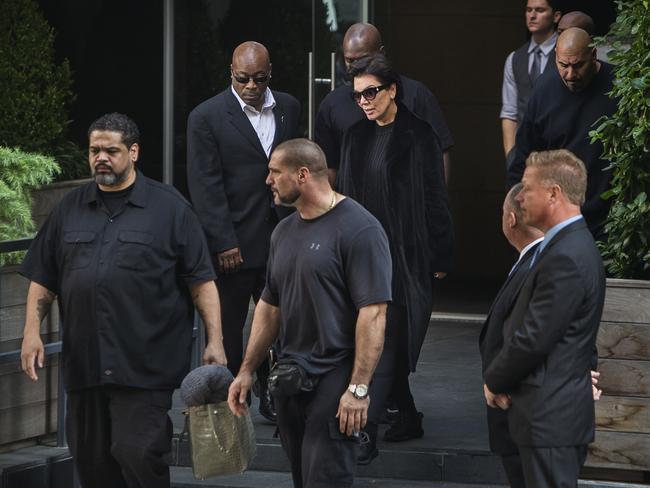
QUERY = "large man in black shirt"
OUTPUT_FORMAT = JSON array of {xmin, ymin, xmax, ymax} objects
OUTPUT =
[
  {"xmin": 315, "ymin": 23, "xmax": 453, "ymax": 182},
  {"xmin": 228, "ymin": 139, "xmax": 392, "ymax": 488},
  {"xmin": 507, "ymin": 28, "xmax": 618, "ymax": 239},
  {"xmin": 20, "ymin": 113, "xmax": 226, "ymax": 488}
]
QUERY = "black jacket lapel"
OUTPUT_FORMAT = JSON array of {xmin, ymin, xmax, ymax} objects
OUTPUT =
[
  {"xmin": 271, "ymin": 93, "xmax": 286, "ymax": 151},
  {"xmin": 226, "ymin": 90, "xmax": 266, "ymax": 157}
]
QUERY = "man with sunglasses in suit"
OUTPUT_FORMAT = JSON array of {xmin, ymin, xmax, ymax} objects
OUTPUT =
[{"xmin": 187, "ymin": 41, "xmax": 300, "ymax": 422}]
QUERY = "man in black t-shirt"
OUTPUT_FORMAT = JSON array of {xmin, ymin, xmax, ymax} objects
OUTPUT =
[
  {"xmin": 228, "ymin": 139, "xmax": 392, "ymax": 488},
  {"xmin": 20, "ymin": 113, "xmax": 226, "ymax": 488}
]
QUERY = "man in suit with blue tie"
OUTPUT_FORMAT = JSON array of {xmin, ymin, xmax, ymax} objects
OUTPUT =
[
  {"xmin": 479, "ymin": 183, "xmax": 543, "ymax": 488},
  {"xmin": 484, "ymin": 149, "xmax": 606, "ymax": 487},
  {"xmin": 187, "ymin": 41, "xmax": 300, "ymax": 421}
]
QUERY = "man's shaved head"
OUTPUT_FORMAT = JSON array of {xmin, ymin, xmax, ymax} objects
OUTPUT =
[
  {"xmin": 555, "ymin": 27, "xmax": 598, "ymax": 92},
  {"xmin": 556, "ymin": 27, "xmax": 592, "ymax": 54},
  {"xmin": 342, "ymin": 23, "xmax": 384, "ymax": 71},
  {"xmin": 558, "ymin": 11, "xmax": 595, "ymax": 36},
  {"xmin": 230, "ymin": 41, "xmax": 272, "ymax": 110},
  {"xmin": 231, "ymin": 41, "xmax": 270, "ymax": 70}
]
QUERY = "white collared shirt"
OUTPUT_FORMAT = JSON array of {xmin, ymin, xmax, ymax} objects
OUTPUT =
[
  {"xmin": 231, "ymin": 86, "xmax": 277, "ymax": 157},
  {"xmin": 509, "ymin": 236, "xmax": 544, "ymax": 276}
]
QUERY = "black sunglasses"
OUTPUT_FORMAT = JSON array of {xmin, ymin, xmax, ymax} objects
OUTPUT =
[
  {"xmin": 351, "ymin": 83, "xmax": 390, "ymax": 103},
  {"xmin": 231, "ymin": 70, "xmax": 270, "ymax": 85}
]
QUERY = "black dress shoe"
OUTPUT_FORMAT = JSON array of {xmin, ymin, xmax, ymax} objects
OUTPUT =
[
  {"xmin": 357, "ymin": 431, "xmax": 379, "ymax": 465},
  {"xmin": 383, "ymin": 411, "xmax": 424, "ymax": 442},
  {"xmin": 258, "ymin": 383, "xmax": 277, "ymax": 423}
]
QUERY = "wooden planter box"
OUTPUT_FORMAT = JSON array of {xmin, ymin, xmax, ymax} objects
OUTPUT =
[
  {"xmin": 0, "ymin": 179, "xmax": 85, "ymax": 447},
  {"xmin": 586, "ymin": 278, "xmax": 650, "ymax": 472},
  {"xmin": 31, "ymin": 178, "xmax": 92, "ymax": 228}
]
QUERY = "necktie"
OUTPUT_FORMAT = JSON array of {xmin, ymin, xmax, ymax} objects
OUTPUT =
[{"xmin": 530, "ymin": 46, "xmax": 542, "ymax": 83}]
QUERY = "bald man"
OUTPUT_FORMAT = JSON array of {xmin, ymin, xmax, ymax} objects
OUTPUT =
[
  {"xmin": 315, "ymin": 23, "xmax": 453, "ymax": 182},
  {"xmin": 479, "ymin": 184, "xmax": 543, "ymax": 488},
  {"xmin": 187, "ymin": 41, "xmax": 300, "ymax": 421},
  {"xmin": 557, "ymin": 11, "xmax": 595, "ymax": 35},
  {"xmin": 507, "ymin": 28, "xmax": 618, "ymax": 240}
]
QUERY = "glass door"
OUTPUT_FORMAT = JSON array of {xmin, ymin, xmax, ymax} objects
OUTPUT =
[{"xmin": 171, "ymin": 0, "xmax": 367, "ymax": 195}]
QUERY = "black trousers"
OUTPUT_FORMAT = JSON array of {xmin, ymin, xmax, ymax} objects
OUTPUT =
[
  {"xmin": 519, "ymin": 445, "xmax": 588, "ymax": 488},
  {"xmin": 389, "ymin": 304, "xmax": 417, "ymax": 414},
  {"xmin": 66, "ymin": 385, "xmax": 174, "ymax": 488},
  {"xmin": 501, "ymin": 453, "xmax": 526, "ymax": 488},
  {"xmin": 216, "ymin": 267, "xmax": 269, "ymax": 381},
  {"xmin": 274, "ymin": 360, "xmax": 359, "ymax": 488}
]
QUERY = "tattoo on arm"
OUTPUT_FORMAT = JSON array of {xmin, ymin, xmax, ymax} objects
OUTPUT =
[{"xmin": 36, "ymin": 296, "xmax": 54, "ymax": 322}]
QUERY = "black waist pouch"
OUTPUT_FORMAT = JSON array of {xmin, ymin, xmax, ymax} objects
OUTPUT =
[{"xmin": 267, "ymin": 360, "xmax": 319, "ymax": 398}]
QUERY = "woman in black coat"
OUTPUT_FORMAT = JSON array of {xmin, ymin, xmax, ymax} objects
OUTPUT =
[{"xmin": 336, "ymin": 53, "xmax": 453, "ymax": 456}]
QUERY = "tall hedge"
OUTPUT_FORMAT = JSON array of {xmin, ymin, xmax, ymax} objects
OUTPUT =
[
  {"xmin": 0, "ymin": 0, "xmax": 81, "ymax": 175},
  {"xmin": 591, "ymin": 0, "xmax": 650, "ymax": 279}
]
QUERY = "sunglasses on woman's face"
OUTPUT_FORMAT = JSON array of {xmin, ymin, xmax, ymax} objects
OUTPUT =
[
  {"xmin": 231, "ymin": 71, "xmax": 270, "ymax": 85},
  {"xmin": 351, "ymin": 83, "xmax": 390, "ymax": 103}
]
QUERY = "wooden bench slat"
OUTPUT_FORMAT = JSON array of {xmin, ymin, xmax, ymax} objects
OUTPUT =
[
  {"xmin": 597, "ymin": 359, "xmax": 650, "ymax": 397},
  {"xmin": 587, "ymin": 431, "xmax": 650, "ymax": 470},
  {"xmin": 595, "ymin": 396, "xmax": 650, "ymax": 433},
  {"xmin": 598, "ymin": 322, "xmax": 650, "ymax": 360}
]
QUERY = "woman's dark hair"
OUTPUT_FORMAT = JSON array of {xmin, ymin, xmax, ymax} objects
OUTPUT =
[{"xmin": 349, "ymin": 53, "xmax": 401, "ymax": 99}]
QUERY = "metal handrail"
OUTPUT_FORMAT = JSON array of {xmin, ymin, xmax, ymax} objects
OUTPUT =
[{"xmin": 0, "ymin": 237, "xmax": 32, "ymax": 253}]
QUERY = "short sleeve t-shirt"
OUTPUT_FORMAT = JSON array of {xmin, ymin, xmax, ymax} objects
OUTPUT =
[{"xmin": 261, "ymin": 197, "xmax": 392, "ymax": 375}]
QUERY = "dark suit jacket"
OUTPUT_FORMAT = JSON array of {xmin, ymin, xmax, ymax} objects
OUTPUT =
[
  {"xmin": 186, "ymin": 88, "xmax": 300, "ymax": 269},
  {"xmin": 479, "ymin": 242, "xmax": 539, "ymax": 454},
  {"xmin": 484, "ymin": 219, "xmax": 605, "ymax": 448}
]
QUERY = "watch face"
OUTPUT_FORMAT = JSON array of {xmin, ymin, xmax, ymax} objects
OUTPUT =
[{"xmin": 356, "ymin": 384, "xmax": 368, "ymax": 397}]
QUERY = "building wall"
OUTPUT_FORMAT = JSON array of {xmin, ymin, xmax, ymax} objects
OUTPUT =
[
  {"xmin": 376, "ymin": 1, "xmax": 524, "ymax": 282},
  {"xmin": 374, "ymin": 0, "xmax": 617, "ymax": 285}
]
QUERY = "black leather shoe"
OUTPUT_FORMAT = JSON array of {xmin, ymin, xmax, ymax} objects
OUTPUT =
[
  {"xmin": 357, "ymin": 431, "xmax": 379, "ymax": 465},
  {"xmin": 383, "ymin": 411, "xmax": 424, "ymax": 442},
  {"xmin": 257, "ymin": 383, "xmax": 277, "ymax": 423}
]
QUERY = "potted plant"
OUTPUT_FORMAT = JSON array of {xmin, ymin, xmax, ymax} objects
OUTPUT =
[{"xmin": 586, "ymin": 0, "xmax": 650, "ymax": 475}]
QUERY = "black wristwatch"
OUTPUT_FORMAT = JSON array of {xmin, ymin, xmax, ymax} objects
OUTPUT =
[{"xmin": 347, "ymin": 383, "xmax": 369, "ymax": 400}]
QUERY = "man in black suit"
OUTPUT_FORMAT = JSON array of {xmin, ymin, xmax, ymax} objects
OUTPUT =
[
  {"xmin": 485, "ymin": 149, "xmax": 606, "ymax": 487},
  {"xmin": 187, "ymin": 41, "xmax": 300, "ymax": 421},
  {"xmin": 479, "ymin": 183, "xmax": 543, "ymax": 488}
]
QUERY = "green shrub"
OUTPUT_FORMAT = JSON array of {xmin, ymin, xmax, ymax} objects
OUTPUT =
[
  {"xmin": 591, "ymin": 0, "xmax": 650, "ymax": 279},
  {"xmin": 0, "ymin": 0, "xmax": 87, "ymax": 181},
  {"xmin": 0, "ymin": 147, "xmax": 60, "ymax": 266}
]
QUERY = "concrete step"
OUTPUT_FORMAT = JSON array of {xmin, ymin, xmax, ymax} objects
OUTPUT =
[
  {"xmin": 171, "ymin": 433, "xmax": 508, "ymax": 484},
  {"xmin": 171, "ymin": 467, "xmax": 650, "ymax": 488},
  {"xmin": 170, "ymin": 466, "xmax": 505, "ymax": 488}
]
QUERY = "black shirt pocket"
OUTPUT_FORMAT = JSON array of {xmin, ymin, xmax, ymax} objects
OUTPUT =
[
  {"xmin": 115, "ymin": 230, "xmax": 154, "ymax": 271},
  {"xmin": 63, "ymin": 231, "xmax": 96, "ymax": 269}
]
